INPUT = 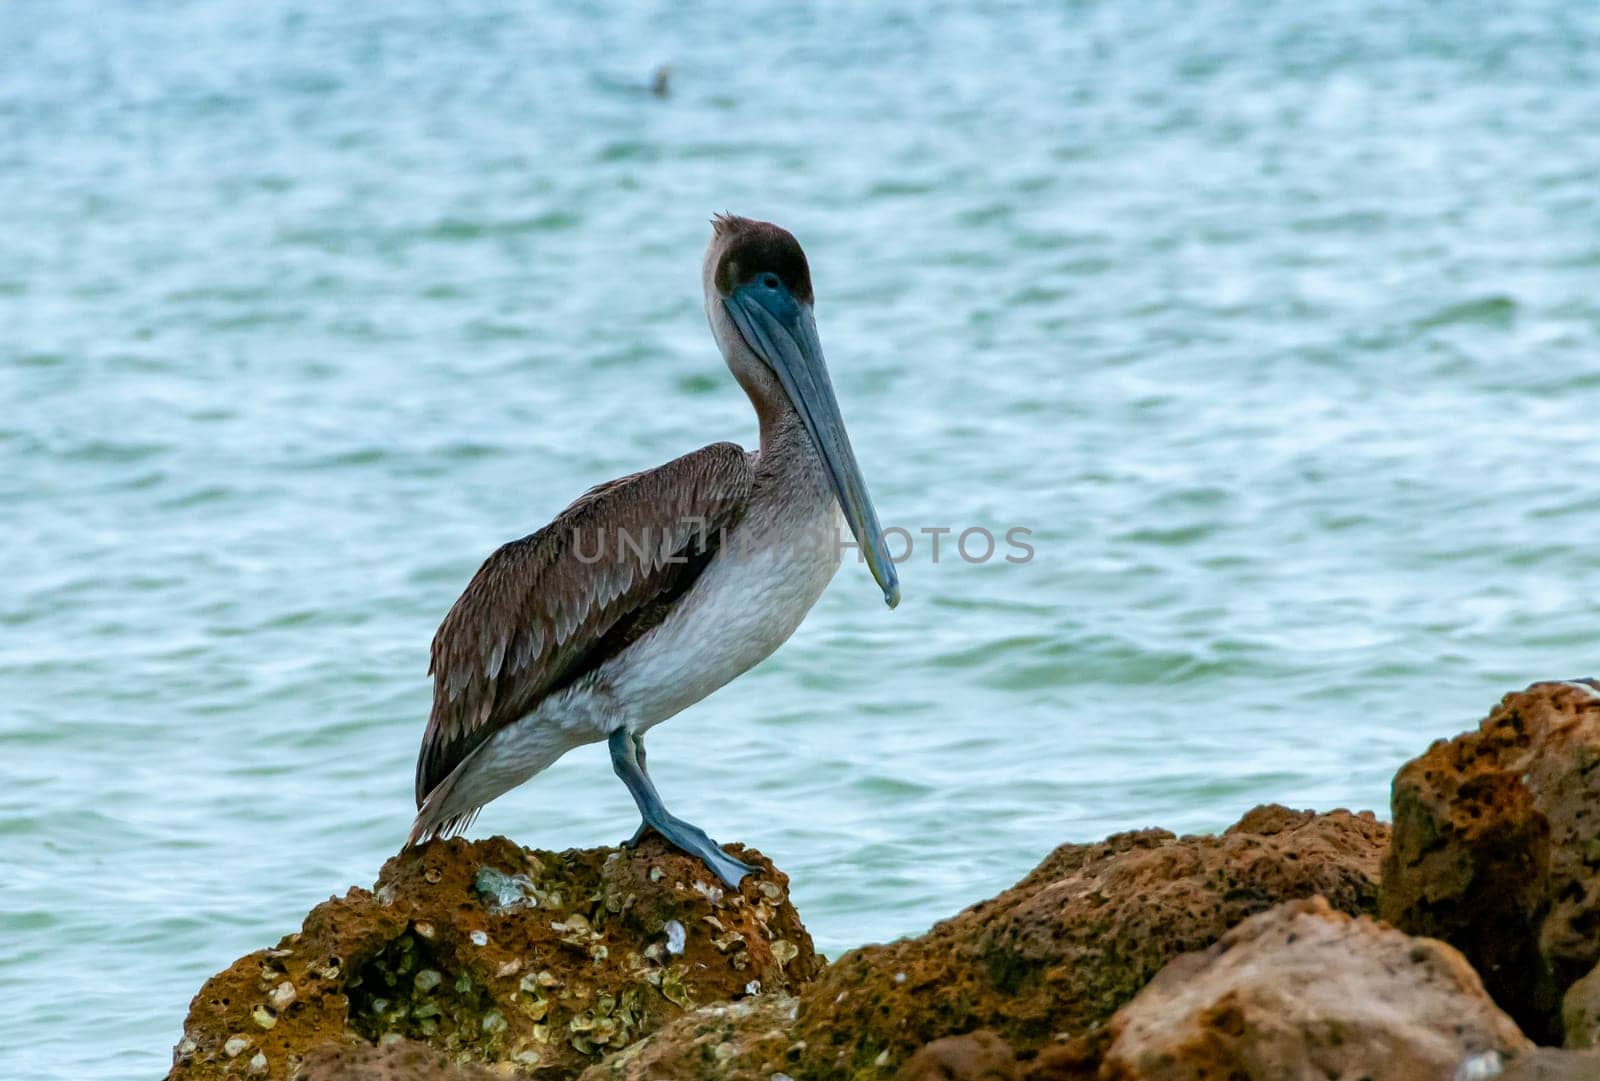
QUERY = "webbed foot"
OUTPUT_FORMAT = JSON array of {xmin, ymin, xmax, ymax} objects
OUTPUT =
[{"xmin": 609, "ymin": 728, "xmax": 757, "ymax": 887}]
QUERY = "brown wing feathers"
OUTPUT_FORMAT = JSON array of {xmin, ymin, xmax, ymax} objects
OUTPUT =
[{"xmin": 413, "ymin": 442, "xmax": 752, "ymax": 811}]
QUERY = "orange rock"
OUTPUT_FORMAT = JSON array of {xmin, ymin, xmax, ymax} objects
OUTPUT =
[
  {"xmin": 1563, "ymin": 961, "xmax": 1600, "ymax": 1051},
  {"xmin": 1020, "ymin": 1040, "xmax": 1102, "ymax": 1081},
  {"xmin": 894, "ymin": 1030, "xmax": 1019, "ymax": 1081},
  {"xmin": 1381, "ymin": 680, "xmax": 1600, "ymax": 1042},
  {"xmin": 1098, "ymin": 897, "xmax": 1530, "ymax": 1081},
  {"xmin": 1496, "ymin": 1048, "xmax": 1600, "ymax": 1080},
  {"xmin": 794, "ymin": 805, "xmax": 1387, "ymax": 1077},
  {"xmin": 576, "ymin": 995, "xmax": 802, "ymax": 1081},
  {"xmin": 167, "ymin": 835, "xmax": 815, "ymax": 1081},
  {"xmin": 579, "ymin": 804, "xmax": 1386, "ymax": 1080},
  {"xmin": 293, "ymin": 1038, "xmax": 499, "ymax": 1080}
]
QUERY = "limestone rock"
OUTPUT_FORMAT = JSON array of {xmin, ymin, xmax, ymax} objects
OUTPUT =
[
  {"xmin": 794, "ymin": 805, "xmax": 1387, "ymax": 1077},
  {"xmin": 168, "ymin": 836, "xmax": 816, "ymax": 1081},
  {"xmin": 583, "ymin": 805, "xmax": 1385, "ymax": 1080},
  {"xmin": 1098, "ymin": 897, "xmax": 1530, "ymax": 1081},
  {"xmin": 576, "ymin": 995, "xmax": 802, "ymax": 1081},
  {"xmin": 894, "ymin": 1031, "xmax": 1019, "ymax": 1081},
  {"xmin": 1020, "ymin": 1041, "xmax": 1101, "ymax": 1081},
  {"xmin": 1494, "ymin": 1048, "xmax": 1600, "ymax": 1081},
  {"xmin": 292, "ymin": 1039, "xmax": 498, "ymax": 1080},
  {"xmin": 1381, "ymin": 680, "xmax": 1600, "ymax": 1042},
  {"xmin": 1563, "ymin": 961, "xmax": 1600, "ymax": 1050}
]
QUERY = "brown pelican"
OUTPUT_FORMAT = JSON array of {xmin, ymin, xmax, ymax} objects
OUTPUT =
[{"xmin": 407, "ymin": 215, "xmax": 899, "ymax": 886}]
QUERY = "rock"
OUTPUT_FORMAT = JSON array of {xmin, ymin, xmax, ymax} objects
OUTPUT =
[
  {"xmin": 1381, "ymin": 680, "xmax": 1600, "ymax": 1042},
  {"xmin": 1098, "ymin": 897, "xmax": 1530, "ymax": 1081},
  {"xmin": 894, "ymin": 1031, "xmax": 1018, "ymax": 1081},
  {"xmin": 1494, "ymin": 1048, "xmax": 1600, "ymax": 1081},
  {"xmin": 583, "ymin": 805, "xmax": 1386, "ymax": 1079},
  {"xmin": 795, "ymin": 805, "xmax": 1387, "ymax": 1077},
  {"xmin": 168, "ymin": 836, "xmax": 817, "ymax": 1081},
  {"xmin": 1563, "ymin": 962, "xmax": 1600, "ymax": 1050},
  {"xmin": 1021, "ymin": 1041, "xmax": 1101, "ymax": 1081},
  {"xmin": 577, "ymin": 995, "xmax": 801, "ymax": 1081},
  {"xmin": 293, "ymin": 1039, "xmax": 499, "ymax": 1080}
]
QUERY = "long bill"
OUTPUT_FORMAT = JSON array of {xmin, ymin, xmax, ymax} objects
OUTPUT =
[{"xmin": 725, "ymin": 282, "xmax": 901, "ymax": 608}]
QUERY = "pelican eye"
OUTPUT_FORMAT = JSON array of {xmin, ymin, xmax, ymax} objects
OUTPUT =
[{"xmin": 759, "ymin": 272, "xmax": 782, "ymax": 291}]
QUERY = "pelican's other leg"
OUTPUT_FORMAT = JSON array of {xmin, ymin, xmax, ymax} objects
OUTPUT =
[
  {"xmin": 609, "ymin": 727, "xmax": 755, "ymax": 887},
  {"xmin": 623, "ymin": 733, "xmax": 651, "ymax": 847}
]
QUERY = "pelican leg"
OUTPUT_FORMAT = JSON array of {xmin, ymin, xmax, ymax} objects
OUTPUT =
[
  {"xmin": 608, "ymin": 728, "xmax": 755, "ymax": 887},
  {"xmin": 623, "ymin": 734, "xmax": 650, "ymax": 847}
]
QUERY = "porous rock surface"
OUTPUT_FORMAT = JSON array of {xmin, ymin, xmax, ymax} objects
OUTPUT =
[
  {"xmin": 1564, "ymin": 961, "xmax": 1600, "ymax": 1051},
  {"xmin": 292, "ymin": 1039, "xmax": 498, "ymax": 1080},
  {"xmin": 576, "ymin": 995, "xmax": 802, "ymax": 1081},
  {"xmin": 580, "ymin": 804, "xmax": 1387, "ymax": 1080},
  {"xmin": 168, "ymin": 835, "xmax": 817, "ymax": 1081},
  {"xmin": 797, "ymin": 805, "xmax": 1387, "ymax": 1078},
  {"xmin": 1381, "ymin": 680, "xmax": 1600, "ymax": 1043},
  {"xmin": 1495, "ymin": 1048, "xmax": 1600, "ymax": 1081},
  {"xmin": 893, "ymin": 1031, "xmax": 1020, "ymax": 1081},
  {"xmin": 1097, "ymin": 896, "xmax": 1531, "ymax": 1081}
]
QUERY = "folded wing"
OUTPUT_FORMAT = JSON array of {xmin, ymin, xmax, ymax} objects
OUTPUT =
[{"xmin": 414, "ymin": 441, "xmax": 753, "ymax": 822}]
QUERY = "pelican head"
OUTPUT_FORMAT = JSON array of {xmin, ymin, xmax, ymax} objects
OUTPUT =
[{"xmin": 704, "ymin": 214, "xmax": 900, "ymax": 609}]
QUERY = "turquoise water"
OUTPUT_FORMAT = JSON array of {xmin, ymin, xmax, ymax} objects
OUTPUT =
[{"xmin": 5, "ymin": 2, "xmax": 1600, "ymax": 1077}]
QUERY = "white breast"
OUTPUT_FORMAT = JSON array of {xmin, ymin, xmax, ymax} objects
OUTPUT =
[{"xmin": 603, "ymin": 498, "xmax": 844, "ymax": 728}]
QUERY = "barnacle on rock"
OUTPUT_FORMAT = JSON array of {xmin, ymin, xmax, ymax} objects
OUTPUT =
[
  {"xmin": 167, "ymin": 836, "xmax": 814, "ymax": 1081},
  {"xmin": 473, "ymin": 866, "xmax": 538, "ymax": 913},
  {"xmin": 658, "ymin": 966, "xmax": 692, "ymax": 1009},
  {"xmin": 347, "ymin": 930, "xmax": 503, "ymax": 1057}
]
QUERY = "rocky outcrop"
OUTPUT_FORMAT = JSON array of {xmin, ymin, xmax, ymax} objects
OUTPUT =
[
  {"xmin": 895, "ymin": 1031, "xmax": 1020, "ymax": 1081},
  {"xmin": 1562, "ymin": 962, "xmax": 1600, "ymax": 1051},
  {"xmin": 169, "ymin": 677, "xmax": 1600, "ymax": 1080},
  {"xmin": 576, "ymin": 805, "xmax": 1387, "ymax": 1079},
  {"xmin": 1096, "ymin": 897, "xmax": 1530, "ymax": 1081},
  {"xmin": 168, "ymin": 836, "xmax": 816, "ymax": 1081},
  {"xmin": 576, "ymin": 995, "xmax": 802, "ymax": 1081},
  {"xmin": 292, "ymin": 1039, "xmax": 499, "ymax": 1080},
  {"xmin": 795, "ymin": 805, "xmax": 1387, "ymax": 1078},
  {"xmin": 1495, "ymin": 1048, "xmax": 1600, "ymax": 1081},
  {"xmin": 1381, "ymin": 680, "xmax": 1600, "ymax": 1043}
]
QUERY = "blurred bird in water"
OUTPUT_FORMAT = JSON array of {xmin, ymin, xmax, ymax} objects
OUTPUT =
[{"xmin": 408, "ymin": 216, "xmax": 900, "ymax": 886}]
